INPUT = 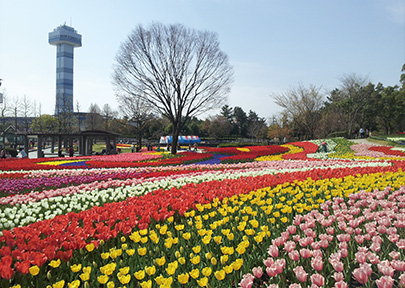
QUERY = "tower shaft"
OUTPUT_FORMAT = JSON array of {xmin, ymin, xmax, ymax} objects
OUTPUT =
[{"xmin": 49, "ymin": 25, "xmax": 82, "ymax": 115}]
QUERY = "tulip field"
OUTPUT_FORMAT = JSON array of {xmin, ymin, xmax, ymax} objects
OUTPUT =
[{"xmin": 0, "ymin": 138, "xmax": 405, "ymax": 288}]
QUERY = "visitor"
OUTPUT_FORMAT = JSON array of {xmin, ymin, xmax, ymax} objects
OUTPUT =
[
  {"xmin": 131, "ymin": 144, "xmax": 135, "ymax": 153},
  {"xmin": 1, "ymin": 149, "xmax": 6, "ymax": 159},
  {"xmin": 193, "ymin": 143, "xmax": 198, "ymax": 152},
  {"xmin": 69, "ymin": 146, "xmax": 74, "ymax": 157},
  {"xmin": 359, "ymin": 128, "xmax": 365, "ymax": 138},
  {"xmin": 19, "ymin": 148, "xmax": 28, "ymax": 158}
]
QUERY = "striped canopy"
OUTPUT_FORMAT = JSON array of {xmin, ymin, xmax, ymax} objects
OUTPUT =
[{"xmin": 159, "ymin": 136, "xmax": 201, "ymax": 144}]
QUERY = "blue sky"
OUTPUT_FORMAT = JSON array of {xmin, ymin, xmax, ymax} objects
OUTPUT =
[{"xmin": 0, "ymin": 0, "xmax": 404, "ymax": 122}]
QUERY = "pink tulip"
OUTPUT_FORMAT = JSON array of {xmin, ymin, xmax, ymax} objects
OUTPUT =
[
  {"xmin": 399, "ymin": 273, "xmax": 405, "ymax": 287},
  {"xmin": 331, "ymin": 260, "xmax": 344, "ymax": 272},
  {"xmin": 397, "ymin": 239, "xmax": 405, "ymax": 249},
  {"xmin": 391, "ymin": 260, "xmax": 405, "ymax": 272},
  {"xmin": 376, "ymin": 276, "xmax": 394, "ymax": 288},
  {"xmin": 354, "ymin": 235, "xmax": 364, "ymax": 244},
  {"xmin": 334, "ymin": 281, "xmax": 348, "ymax": 288},
  {"xmin": 293, "ymin": 266, "xmax": 307, "ymax": 282},
  {"xmin": 370, "ymin": 242, "xmax": 381, "ymax": 252},
  {"xmin": 281, "ymin": 231, "xmax": 290, "ymax": 241},
  {"xmin": 268, "ymin": 245, "xmax": 279, "ymax": 257},
  {"xmin": 389, "ymin": 251, "xmax": 400, "ymax": 260},
  {"xmin": 300, "ymin": 248, "xmax": 312, "ymax": 259},
  {"xmin": 313, "ymin": 249, "xmax": 323, "ymax": 258},
  {"xmin": 239, "ymin": 273, "xmax": 254, "ymax": 288},
  {"xmin": 377, "ymin": 225, "xmax": 387, "ymax": 234},
  {"xmin": 289, "ymin": 284, "xmax": 302, "ymax": 288},
  {"xmin": 333, "ymin": 272, "xmax": 344, "ymax": 282},
  {"xmin": 287, "ymin": 225, "xmax": 297, "ymax": 234},
  {"xmin": 388, "ymin": 234, "xmax": 399, "ymax": 243},
  {"xmin": 289, "ymin": 250, "xmax": 300, "ymax": 261},
  {"xmin": 293, "ymin": 215, "xmax": 303, "ymax": 225},
  {"xmin": 326, "ymin": 227, "xmax": 334, "ymax": 235},
  {"xmin": 378, "ymin": 262, "xmax": 395, "ymax": 277},
  {"xmin": 366, "ymin": 251, "xmax": 380, "ymax": 264},
  {"xmin": 353, "ymin": 267, "xmax": 369, "ymax": 284},
  {"xmin": 252, "ymin": 266, "xmax": 263, "ymax": 278},
  {"xmin": 263, "ymin": 257, "xmax": 274, "ymax": 267},
  {"xmin": 266, "ymin": 266, "xmax": 277, "ymax": 277},
  {"xmin": 272, "ymin": 237, "xmax": 285, "ymax": 247},
  {"xmin": 339, "ymin": 249, "xmax": 348, "ymax": 258},
  {"xmin": 311, "ymin": 273, "xmax": 325, "ymax": 287},
  {"xmin": 311, "ymin": 256, "xmax": 324, "ymax": 272},
  {"xmin": 284, "ymin": 241, "xmax": 296, "ymax": 253},
  {"xmin": 311, "ymin": 241, "xmax": 321, "ymax": 250},
  {"xmin": 319, "ymin": 239, "xmax": 329, "ymax": 249}
]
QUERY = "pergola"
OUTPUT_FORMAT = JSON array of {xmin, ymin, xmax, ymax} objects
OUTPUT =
[{"xmin": 18, "ymin": 130, "xmax": 119, "ymax": 158}]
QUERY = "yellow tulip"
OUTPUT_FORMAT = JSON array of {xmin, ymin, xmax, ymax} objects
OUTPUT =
[
  {"xmin": 85, "ymin": 243, "xmax": 95, "ymax": 252},
  {"xmin": 107, "ymin": 281, "xmax": 115, "ymax": 288},
  {"xmin": 214, "ymin": 236, "xmax": 222, "ymax": 244},
  {"xmin": 134, "ymin": 270, "xmax": 145, "ymax": 280},
  {"xmin": 97, "ymin": 275, "xmax": 109, "ymax": 284},
  {"xmin": 70, "ymin": 264, "xmax": 82, "ymax": 273},
  {"xmin": 29, "ymin": 265, "xmax": 40, "ymax": 276},
  {"xmin": 214, "ymin": 270, "xmax": 226, "ymax": 280},
  {"xmin": 126, "ymin": 249, "xmax": 135, "ymax": 256},
  {"xmin": 140, "ymin": 280, "xmax": 152, "ymax": 288},
  {"xmin": 192, "ymin": 245, "xmax": 201, "ymax": 253},
  {"xmin": 155, "ymin": 256, "xmax": 166, "ymax": 266},
  {"xmin": 49, "ymin": 259, "xmax": 61, "ymax": 268},
  {"xmin": 178, "ymin": 273, "xmax": 189, "ymax": 284},
  {"xmin": 197, "ymin": 277, "xmax": 208, "ymax": 287},
  {"xmin": 101, "ymin": 252, "xmax": 110, "ymax": 259},
  {"xmin": 79, "ymin": 272, "xmax": 90, "ymax": 281},
  {"xmin": 119, "ymin": 267, "xmax": 130, "ymax": 275},
  {"xmin": 67, "ymin": 280, "xmax": 80, "ymax": 288},
  {"xmin": 138, "ymin": 247, "xmax": 147, "ymax": 256},
  {"xmin": 182, "ymin": 232, "xmax": 191, "ymax": 240},
  {"xmin": 118, "ymin": 273, "xmax": 131, "ymax": 284},
  {"xmin": 52, "ymin": 280, "xmax": 65, "ymax": 288},
  {"xmin": 202, "ymin": 267, "xmax": 212, "ymax": 276},
  {"xmin": 191, "ymin": 255, "xmax": 200, "ymax": 265},
  {"xmin": 189, "ymin": 268, "xmax": 199, "ymax": 279},
  {"xmin": 145, "ymin": 265, "xmax": 156, "ymax": 276}
]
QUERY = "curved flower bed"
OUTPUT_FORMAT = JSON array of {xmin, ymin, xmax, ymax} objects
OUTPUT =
[{"xmin": 0, "ymin": 139, "xmax": 405, "ymax": 287}]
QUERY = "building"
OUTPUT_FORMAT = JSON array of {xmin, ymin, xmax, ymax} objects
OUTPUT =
[{"xmin": 49, "ymin": 24, "xmax": 82, "ymax": 114}]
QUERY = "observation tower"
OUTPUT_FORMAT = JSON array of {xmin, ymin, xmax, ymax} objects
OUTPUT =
[{"xmin": 49, "ymin": 24, "xmax": 82, "ymax": 114}]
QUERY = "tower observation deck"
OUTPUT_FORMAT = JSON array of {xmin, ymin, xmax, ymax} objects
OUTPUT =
[{"xmin": 49, "ymin": 25, "xmax": 82, "ymax": 114}]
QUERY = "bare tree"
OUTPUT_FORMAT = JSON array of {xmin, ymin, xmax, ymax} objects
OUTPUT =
[
  {"xmin": 207, "ymin": 115, "xmax": 232, "ymax": 139},
  {"xmin": 112, "ymin": 22, "xmax": 233, "ymax": 154},
  {"xmin": 56, "ymin": 96, "xmax": 74, "ymax": 133},
  {"xmin": 328, "ymin": 73, "xmax": 369, "ymax": 137},
  {"xmin": 272, "ymin": 84, "xmax": 324, "ymax": 140},
  {"xmin": 20, "ymin": 95, "xmax": 32, "ymax": 131},
  {"xmin": 85, "ymin": 103, "xmax": 103, "ymax": 130},
  {"xmin": 101, "ymin": 103, "xmax": 117, "ymax": 131},
  {"xmin": 118, "ymin": 94, "xmax": 152, "ymax": 151},
  {"xmin": 76, "ymin": 101, "xmax": 82, "ymax": 132},
  {"xmin": 0, "ymin": 91, "xmax": 10, "ymax": 129}
]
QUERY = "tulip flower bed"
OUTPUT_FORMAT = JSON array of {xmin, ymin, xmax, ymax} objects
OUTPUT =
[{"xmin": 0, "ymin": 139, "xmax": 404, "ymax": 288}]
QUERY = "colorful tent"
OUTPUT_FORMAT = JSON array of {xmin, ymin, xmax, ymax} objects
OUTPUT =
[{"xmin": 159, "ymin": 136, "xmax": 201, "ymax": 144}]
